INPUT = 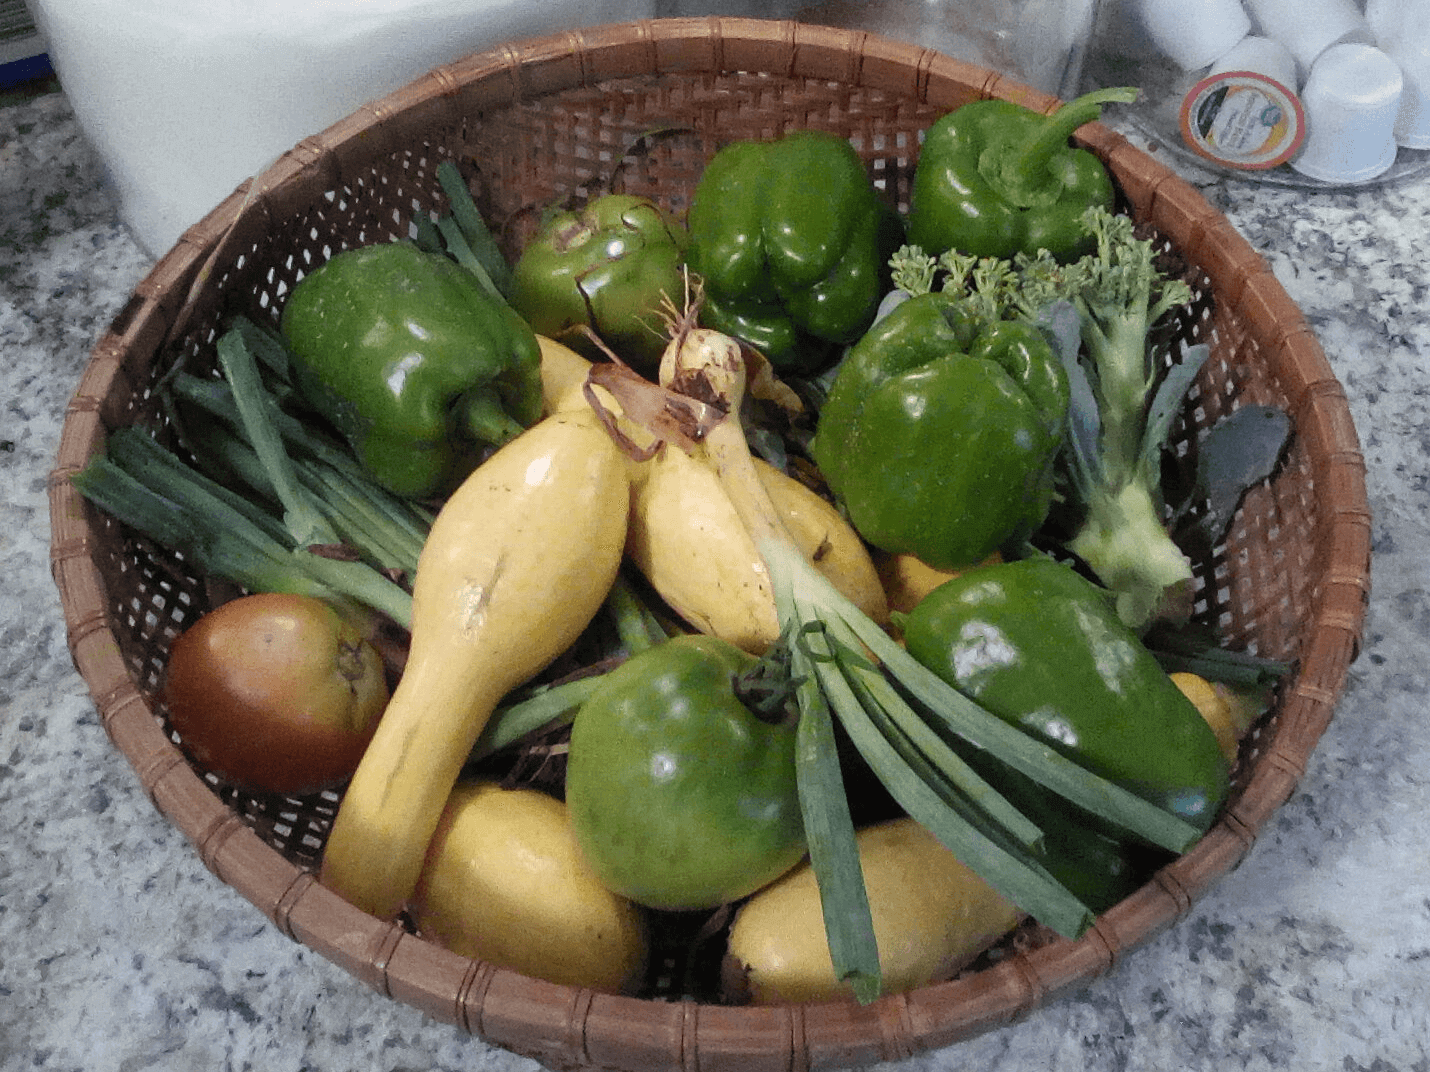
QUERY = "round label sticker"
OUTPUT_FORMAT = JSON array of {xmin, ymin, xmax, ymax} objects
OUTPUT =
[{"xmin": 1180, "ymin": 71, "xmax": 1307, "ymax": 169}]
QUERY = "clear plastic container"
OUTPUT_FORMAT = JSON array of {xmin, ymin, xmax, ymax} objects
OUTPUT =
[
  {"xmin": 658, "ymin": 0, "xmax": 1104, "ymax": 99},
  {"xmin": 1081, "ymin": 0, "xmax": 1430, "ymax": 186}
]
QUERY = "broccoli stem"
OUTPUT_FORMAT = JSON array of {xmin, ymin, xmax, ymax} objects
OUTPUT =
[
  {"xmin": 1086, "ymin": 314, "xmax": 1152, "ymax": 488},
  {"xmin": 1070, "ymin": 478, "xmax": 1194, "ymax": 630},
  {"xmin": 1068, "ymin": 303, "xmax": 1196, "ymax": 631}
]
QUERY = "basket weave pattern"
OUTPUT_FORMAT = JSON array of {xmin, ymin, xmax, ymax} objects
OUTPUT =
[{"xmin": 49, "ymin": 18, "xmax": 1369, "ymax": 1070}]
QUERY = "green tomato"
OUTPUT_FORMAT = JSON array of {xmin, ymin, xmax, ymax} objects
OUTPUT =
[{"xmin": 565, "ymin": 635, "xmax": 807, "ymax": 911}]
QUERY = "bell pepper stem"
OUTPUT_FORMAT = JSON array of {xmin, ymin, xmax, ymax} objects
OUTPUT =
[
  {"xmin": 463, "ymin": 389, "xmax": 526, "ymax": 447},
  {"xmin": 989, "ymin": 86, "xmax": 1140, "ymax": 209}
]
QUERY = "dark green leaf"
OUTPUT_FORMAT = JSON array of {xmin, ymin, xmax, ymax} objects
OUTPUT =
[
  {"xmin": 1195, "ymin": 404, "xmax": 1293, "ymax": 543},
  {"xmin": 1140, "ymin": 343, "xmax": 1210, "ymax": 481},
  {"xmin": 1038, "ymin": 300, "xmax": 1102, "ymax": 496}
]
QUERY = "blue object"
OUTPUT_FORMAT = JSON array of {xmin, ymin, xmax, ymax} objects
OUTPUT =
[{"xmin": 1, "ymin": 51, "xmax": 52, "ymax": 90}]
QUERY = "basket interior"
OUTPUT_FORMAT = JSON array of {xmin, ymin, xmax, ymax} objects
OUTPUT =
[{"xmin": 57, "ymin": 27, "xmax": 1365, "ymax": 1056}]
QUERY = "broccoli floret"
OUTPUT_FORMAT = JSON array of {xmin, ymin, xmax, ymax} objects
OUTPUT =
[
  {"xmin": 887, "ymin": 243, "xmax": 1024, "ymax": 322},
  {"xmin": 888, "ymin": 244, "xmax": 940, "ymax": 297}
]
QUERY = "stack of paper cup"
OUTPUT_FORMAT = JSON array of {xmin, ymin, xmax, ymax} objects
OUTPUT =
[
  {"xmin": 1137, "ymin": 0, "xmax": 1251, "ymax": 71},
  {"xmin": 1367, "ymin": 0, "xmax": 1430, "ymax": 148},
  {"xmin": 1291, "ymin": 42, "xmax": 1405, "ymax": 182},
  {"xmin": 1243, "ymin": 0, "xmax": 1372, "ymax": 79},
  {"xmin": 1208, "ymin": 35, "xmax": 1299, "ymax": 88},
  {"xmin": 1134, "ymin": 0, "xmax": 1425, "ymax": 179}
]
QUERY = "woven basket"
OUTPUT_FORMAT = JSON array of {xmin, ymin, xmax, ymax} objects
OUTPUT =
[{"xmin": 50, "ymin": 17, "xmax": 1370, "ymax": 1070}]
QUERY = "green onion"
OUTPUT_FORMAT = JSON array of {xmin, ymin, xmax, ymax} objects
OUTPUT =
[
  {"xmin": 436, "ymin": 159, "xmax": 514, "ymax": 298},
  {"xmin": 215, "ymin": 327, "xmax": 340, "ymax": 550},
  {"xmin": 469, "ymin": 572, "xmax": 669, "ymax": 761},
  {"xmin": 181, "ymin": 419, "xmax": 424, "ymax": 577},
  {"xmin": 72, "ymin": 325, "xmax": 417, "ymax": 628},
  {"xmin": 72, "ymin": 448, "xmax": 332, "ymax": 603},
  {"xmin": 784, "ymin": 624, "xmax": 881, "ymax": 1004},
  {"xmin": 467, "ymin": 675, "xmax": 604, "ymax": 762},
  {"xmin": 73, "ymin": 434, "xmax": 412, "ymax": 623}
]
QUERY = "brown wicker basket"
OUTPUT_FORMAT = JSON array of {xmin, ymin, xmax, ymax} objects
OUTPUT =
[{"xmin": 49, "ymin": 17, "xmax": 1370, "ymax": 1070}]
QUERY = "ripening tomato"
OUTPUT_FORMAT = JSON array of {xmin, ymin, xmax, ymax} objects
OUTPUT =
[
  {"xmin": 163, "ymin": 592, "xmax": 389, "ymax": 796},
  {"xmin": 565, "ymin": 634, "xmax": 807, "ymax": 911}
]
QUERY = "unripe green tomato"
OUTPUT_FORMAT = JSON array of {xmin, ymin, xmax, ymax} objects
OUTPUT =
[{"xmin": 565, "ymin": 635, "xmax": 807, "ymax": 911}]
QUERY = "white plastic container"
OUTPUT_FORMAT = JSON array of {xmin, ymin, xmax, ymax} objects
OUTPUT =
[
  {"xmin": 1136, "ymin": 0, "xmax": 1251, "ymax": 71},
  {"xmin": 1243, "ymin": 0, "xmax": 1371, "ymax": 77},
  {"xmin": 1208, "ymin": 33, "xmax": 1300, "ymax": 88},
  {"xmin": 1180, "ymin": 35, "xmax": 1306, "ymax": 169},
  {"xmin": 1291, "ymin": 42, "xmax": 1404, "ymax": 183},
  {"xmin": 1367, "ymin": 0, "xmax": 1430, "ymax": 148},
  {"xmin": 28, "ymin": 0, "xmax": 655, "ymax": 256}
]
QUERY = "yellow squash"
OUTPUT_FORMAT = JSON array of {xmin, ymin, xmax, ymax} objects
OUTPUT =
[
  {"xmin": 1171, "ymin": 670, "xmax": 1259, "ymax": 763},
  {"xmin": 875, "ymin": 550, "xmax": 1003, "ymax": 617},
  {"xmin": 724, "ymin": 817, "xmax": 1021, "ymax": 1004},
  {"xmin": 534, "ymin": 336, "xmax": 888, "ymax": 654},
  {"xmin": 759, "ymin": 461, "xmax": 890, "ymax": 628},
  {"xmin": 320, "ymin": 406, "xmax": 632, "ymax": 919},
  {"xmin": 625, "ymin": 450, "xmax": 888, "ymax": 653},
  {"xmin": 538, "ymin": 334, "xmax": 597, "ymax": 415},
  {"xmin": 411, "ymin": 781, "xmax": 648, "ymax": 994}
]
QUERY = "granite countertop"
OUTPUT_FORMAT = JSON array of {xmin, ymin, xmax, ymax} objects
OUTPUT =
[{"xmin": 2, "ymin": 84, "xmax": 1426, "ymax": 1072}]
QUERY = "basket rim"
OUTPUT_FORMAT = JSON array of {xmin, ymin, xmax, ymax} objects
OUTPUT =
[{"xmin": 48, "ymin": 15, "xmax": 1371, "ymax": 1070}]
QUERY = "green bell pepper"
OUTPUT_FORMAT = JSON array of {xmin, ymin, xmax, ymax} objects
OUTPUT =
[
  {"xmin": 1008, "ymin": 787, "xmax": 1156, "ymax": 914},
  {"xmin": 687, "ymin": 129, "xmax": 905, "ymax": 375},
  {"xmin": 509, "ymin": 193, "xmax": 688, "ymax": 376},
  {"xmin": 902, "ymin": 555, "xmax": 1231, "ymax": 836},
  {"xmin": 810, "ymin": 292, "xmax": 1070, "ymax": 570},
  {"xmin": 281, "ymin": 241, "xmax": 543, "ymax": 501},
  {"xmin": 564, "ymin": 634, "xmax": 807, "ymax": 911},
  {"xmin": 906, "ymin": 87, "xmax": 1138, "ymax": 263}
]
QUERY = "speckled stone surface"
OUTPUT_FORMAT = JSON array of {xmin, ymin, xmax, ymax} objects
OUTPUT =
[{"xmin": 2, "ymin": 82, "xmax": 1427, "ymax": 1072}]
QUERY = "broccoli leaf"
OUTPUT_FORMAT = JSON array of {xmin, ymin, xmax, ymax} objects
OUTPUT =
[{"xmin": 1194, "ymin": 403, "xmax": 1294, "ymax": 543}]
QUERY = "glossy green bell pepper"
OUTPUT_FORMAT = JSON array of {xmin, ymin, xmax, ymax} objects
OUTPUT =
[
  {"xmin": 509, "ymin": 193, "xmax": 687, "ymax": 376},
  {"xmin": 280, "ymin": 241, "xmax": 543, "ymax": 501},
  {"xmin": 1008, "ymin": 785, "xmax": 1156, "ymax": 914},
  {"xmin": 810, "ymin": 292, "xmax": 1070, "ymax": 570},
  {"xmin": 902, "ymin": 555, "xmax": 1231, "ymax": 835},
  {"xmin": 564, "ymin": 634, "xmax": 807, "ymax": 911},
  {"xmin": 907, "ymin": 87, "xmax": 1138, "ymax": 263},
  {"xmin": 687, "ymin": 129, "xmax": 905, "ymax": 375}
]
